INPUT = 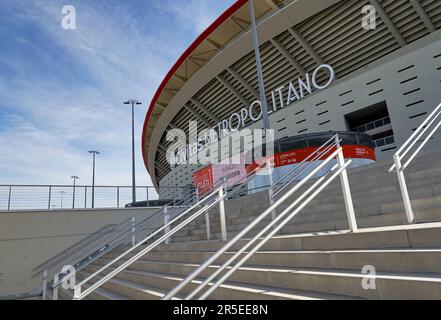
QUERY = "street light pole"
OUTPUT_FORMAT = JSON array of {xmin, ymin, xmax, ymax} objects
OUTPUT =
[
  {"xmin": 249, "ymin": 0, "xmax": 270, "ymax": 133},
  {"xmin": 88, "ymin": 150, "xmax": 100, "ymax": 208},
  {"xmin": 249, "ymin": 0, "xmax": 276, "ymax": 221},
  {"xmin": 124, "ymin": 99, "xmax": 142, "ymax": 204},
  {"xmin": 70, "ymin": 176, "xmax": 79, "ymax": 209}
]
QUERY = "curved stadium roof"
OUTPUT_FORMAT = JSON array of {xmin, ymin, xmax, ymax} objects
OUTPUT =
[{"xmin": 142, "ymin": 0, "xmax": 441, "ymax": 188}]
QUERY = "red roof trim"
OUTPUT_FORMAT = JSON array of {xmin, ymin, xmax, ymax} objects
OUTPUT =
[{"xmin": 141, "ymin": 0, "xmax": 248, "ymax": 179}]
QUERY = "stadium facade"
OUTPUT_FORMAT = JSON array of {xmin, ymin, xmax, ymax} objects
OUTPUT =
[{"xmin": 141, "ymin": 0, "xmax": 441, "ymax": 198}]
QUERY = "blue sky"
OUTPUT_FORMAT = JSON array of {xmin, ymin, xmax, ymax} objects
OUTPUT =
[{"xmin": 0, "ymin": 0, "xmax": 236, "ymax": 186}]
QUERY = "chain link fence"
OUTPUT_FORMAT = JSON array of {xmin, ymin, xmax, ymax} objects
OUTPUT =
[{"xmin": 0, "ymin": 185, "xmax": 184, "ymax": 211}]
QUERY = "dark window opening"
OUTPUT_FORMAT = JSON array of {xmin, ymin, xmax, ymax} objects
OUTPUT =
[{"xmin": 345, "ymin": 101, "xmax": 395, "ymax": 149}]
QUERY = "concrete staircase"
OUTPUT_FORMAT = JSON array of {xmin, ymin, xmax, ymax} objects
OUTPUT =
[
  {"xmin": 170, "ymin": 148, "xmax": 441, "ymax": 242},
  {"xmin": 58, "ymin": 149, "xmax": 441, "ymax": 300},
  {"xmin": 59, "ymin": 223, "xmax": 441, "ymax": 300}
]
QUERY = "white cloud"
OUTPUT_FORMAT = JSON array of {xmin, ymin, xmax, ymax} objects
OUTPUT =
[{"xmin": 0, "ymin": 0, "xmax": 236, "ymax": 191}]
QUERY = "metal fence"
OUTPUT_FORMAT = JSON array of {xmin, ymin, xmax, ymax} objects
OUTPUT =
[{"xmin": 0, "ymin": 185, "xmax": 184, "ymax": 211}]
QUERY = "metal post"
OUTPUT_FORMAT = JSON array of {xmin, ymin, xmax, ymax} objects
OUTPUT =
[
  {"xmin": 117, "ymin": 187, "xmax": 120, "ymax": 208},
  {"xmin": 249, "ymin": 0, "xmax": 270, "ymax": 131},
  {"xmin": 164, "ymin": 207, "xmax": 170, "ymax": 245},
  {"xmin": 131, "ymin": 102, "xmax": 136, "ymax": 204},
  {"xmin": 74, "ymin": 286, "xmax": 81, "ymax": 300},
  {"xmin": 249, "ymin": 0, "xmax": 275, "ymax": 210},
  {"xmin": 267, "ymin": 160, "xmax": 277, "ymax": 227},
  {"xmin": 53, "ymin": 274, "xmax": 59, "ymax": 300},
  {"xmin": 47, "ymin": 186, "xmax": 51, "ymax": 210},
  {"xmin": 92, "ymin": 153, "xmax": 96, "ymax": 208},
  {"xmin": 42, "ymin": 270, "xmax": 47, "ymax": 300},
  {"xmin": 394, "ymin": 154, "xmax": 415, "ymax": 223},
  {"xmin": 131, "ymin": 217, "xmax": 136, "ymax": 246},
  {"xmin": 335, "ymin": 136, "xmax": 358, "ymax": 232},
  {"xmin": 72, "ymin": 177, "xmax": 77, "ymax": 209},
  {"xmin": 84, "ymin": 187, "xmax": 87, "ymax": 209},
  {"xmin": 219, "ymin": 187, "xmax": 227, "ymax": 241},
  {"xmin": 205, "ymin": 210, "xmax": 211, "ymax": 240},
  {"xmin": 146, "ymin": 187, "xmax": 149, "ymax": 202},
  {"xmin": 7, "ymin": 186, "xmax": 12, "ymax": 211}
]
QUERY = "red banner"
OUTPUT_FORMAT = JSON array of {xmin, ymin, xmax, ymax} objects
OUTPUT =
[{"xmin": 194, "ymin": 145, "xmax": 376, "ymax": 192}]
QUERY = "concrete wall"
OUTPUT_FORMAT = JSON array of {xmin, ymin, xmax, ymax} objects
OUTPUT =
[{"xmin": 0, "ymin": 207, "xmax": 160, "ymax": 298}]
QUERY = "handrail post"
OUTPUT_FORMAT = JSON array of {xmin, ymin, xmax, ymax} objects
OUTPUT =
[
  {"xmin": 205, "ymin": 209, "xmax": 211, "ymax": 240},
  {"xmin": 219, "ymin": 187, "xmax": 227, "ymax": 241},
  {"xmin": 47, "ymin": 186, "xmax": 51, "ymax": 210},
  {"xmin": 266, "ymin": 160, "xmax": 277, "ymax": 227},
  {"xmin": 7, "ymin": 186, "xmax": 12, "ymax": 211},
  {"xmin": 131, "ymin": 217, "xmax": 136, "ymax": 246},
  {"xmin": 74, "ymin": 285, "xmax": 81, "ymax": 300},
  {"xmin": 53, "ymin": 273, "xmax": 59, "ymax": 300},
  {"xmin": 117, "ymin": 187, "xmax": 120, "ymax": 208},
  {"xmin": 164, "ymin": 207, "xmax": 170, "ymax": 245},
  {"xmin": 394, "ymin": 154, "xmax": 415, "ymax": 223},
  {"xmin": 42, "ymin": 270, "xmax": 47, "ymax": 300},
  {"xmin": 336, "ymin": 136, "xmax": 358, "ymax": 232}
]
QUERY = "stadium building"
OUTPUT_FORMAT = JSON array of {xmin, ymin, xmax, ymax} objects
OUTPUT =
[
  {"xmin": 5, "ymin": 0, "xmax": 441, "ymax": 301},
  {"xmin": 141, "ymin": 0, "xmax": 441, "ymax": 197}
]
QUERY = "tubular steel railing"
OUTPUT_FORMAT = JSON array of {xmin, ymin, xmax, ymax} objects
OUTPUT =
[
  {"xmin": 70, "ymin": 162, "xmax": 266, "ymax": 300},
  {"xmin": 163, "ymin": 134, "xmax": 357, "ymax": 300},
  {"xmin": 40, "ymin": 195, "xmax": 194, "ymax": 299},
  {"xmin": 389, "ymin": 102, "xmax": 441, "ymax": 224},
  {"xmin": 41, "ymin": 162, "xmax": 265, "ymax": 300},
  {"xmin": 0, "ymin": 185, "xmax": 188, "ymax": 211}
]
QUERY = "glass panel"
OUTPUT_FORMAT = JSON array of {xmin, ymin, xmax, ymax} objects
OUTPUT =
[{"xmin": 376, "ymin": 139, "xmax": 385, "ymax": 147}]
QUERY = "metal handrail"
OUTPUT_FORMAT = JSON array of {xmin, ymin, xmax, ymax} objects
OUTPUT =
[
  {"xmin": 50, "ymin": 208, "xmax": 184, "ymax": 289},
  {"xmin": 48, "ymin": 195, "xmax": 197, "ymax": 278},
  {"xmin": 42, "ymin": 155, "xmax": 265, "ymax": 299},
  {"xmin": 73, "ymin": 187, "xmax": 222, "ymax": 299},
  {"xmin": 37, "ymin": 222, "xmax": 129, "ymax": 278},
  {"xmin": 272, "ymin": 137, "xmax": 341, "ymax": 197},
  {"xmin": 42, "ymin": 186, "xmax": 200, "ymax": 293},
  {"xmin": 196, "ymin": 160, "xmax": 352, "ymax": 300},
  {"xmin": 33, "ymin": 224, "xmax": 117, "ymax": 274},
  {"xmin": 388, "ymin": 102, "xmax": 441, "ymax": 224},
  {"xmin": 353, "ymin": 116, "xmax": 391, "ymax": 133},
  {"xmin": 163, "ymin": 139, "xmax": 357, "ymax": 300},
  {"xmin": 70, "ymin": 162, "xmax": 267, "ymax": 300},
  {"xmin": 239, "ymin": 136, "xmax": 339, "ymax": 202}
]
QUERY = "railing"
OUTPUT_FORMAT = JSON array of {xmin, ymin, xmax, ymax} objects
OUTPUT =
[
  {"xmin": 55, "ymin": 162, "xmax": 266, "ymax": 300},
  {"xmin": 0, "ymin": 185, "xmax": 187, "ymax": 211},
  {"xmin": 39, "ymin": 194, "xmax": 195, "ymax": 299},
  {"xmin": 353, "ymin": 116, "xmax": 391, "ymax": 133},
  {"xmin": 373, "ymin": 135, "xmax": 395, "ymax": 148},
  {"xmin": 163, "ymin": 134, "xmax": 357, "ymax": 300},
  {"xmin": 389, "ymin": 102, "xmax": 441, "ymax": 224}
]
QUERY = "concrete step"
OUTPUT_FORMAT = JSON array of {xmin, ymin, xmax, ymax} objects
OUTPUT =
[
  {"xmin": 76, "ymin": 272, "xmax": 173, "ymax": 300},
  {"xmin": 170, "ymin": 208, "xmax": 441, "ymax": 243},
  {"xmin": 108, "ymin": 222, "xmax": 441, "ymax": 253},
  {"xmin": 80, "ymin": 267, "xmax": 358, "ymax": 300},
  {"xmin": 96, "ymin": 248, "xmax": 441, "ymax": 274},
  {"xmin": 57, "ymin": 282, "xmax": 130, "ymax": 300},
  {"xmin": 84, "ymin": 262, "xmax": 441, "ymax": 300}
]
